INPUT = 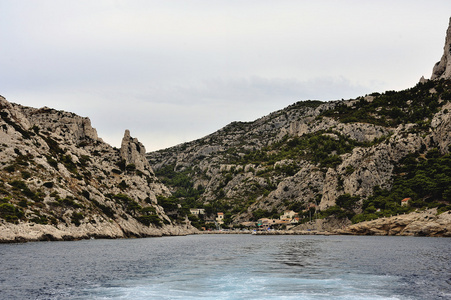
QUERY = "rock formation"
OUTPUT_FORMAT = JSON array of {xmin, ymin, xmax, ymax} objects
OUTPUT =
[
  {"xmin": 120, "ymin": 129, "xmax": 153, "ymax": 176},
  {"xmin": 149, "ymin": 59, "xmax": 451, "ymax": 235},
  {"xmin": 148, "ymin": 80, "xmax": 451, "ymax": 230},
  {"xmin": 431, "ymin": 17, "xmax": 451, "ymax": 80},
  {"xmin": 3, "ymin": 18, "xmax": 451, "ymax": 240},
  {"xmin": 335, "ymin": 209, "xmax": 451, "ymax": 237},
  {"xmin": 0, "ymin": 96, "xmax": 197, "ymax": 242}
]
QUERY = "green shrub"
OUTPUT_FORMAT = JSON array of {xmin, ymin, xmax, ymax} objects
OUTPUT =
[
  {"xmin": 59, "ymin": 197, "xmax": 84, "ymax": 209},
  {"xmin": 79, "ymin": 155, "xmax": 91, "ymax": 166},
  {"xmin": 4, "ymin": 165, "xmax": 15, "ymax": 173},
  {"xmin": 91, "ymin": 199, "xmax": 115, "ymax": 219},
  {"xmin": 43, "ymin": 182, "xmax": 54, "ymax": 188},
  {"xmin": 140, "ymin": 206, "xmax": 156, "ymax": 214},
  {"xmin": 61, "ymin": 155, "xmax": 78, "ymax": 174},
  {"xmin": 137, "ymin": 214, "xmax": 162, "ymax": 227},
  {"xmin": 111, "ymin": 169, "xmax": 122, "ymax": 174},
  {"xmin": 113, "ymin": 193, "xmax": 133, "ymax": 203},
  {"xmin": 125, "ymin": 164, "xmax": 136, "ymax": 172},
  {"xmin": 336, "ymin": 194, "xmax": 360, "ymax": 210},
  {"xmin": 81, "ymin": 190, "xmax": 90, "ymax": 200},
  {"xmin": 18, "ymin": 199, "xmax": 28, "ymax": 208},
  {"xmin": 20, "ymin": 171, "xmax": 31, "ymax": 179},
  {"xmin": 127, "ymin": 200, "xmax": 142, "ymax": 212},
  {"xmin": 157, "ymin": 195, "xmax": 179, "ymax": 211},
  {"xmin": 118, "ymin": 180, "xmax": 129, "ymax": 190},
  {"xmin": 71, "ymin": 212, "xmax": 84, "ymax": 226},
  {"xmin": 115, "ymin": 159, "xmax": 126, "ymax": 171},
  {"xmin": 188, "ymin": 214, "xmax": 202, "ymax": 229},
  {"xmin": 10, "ymin": 180, "xmax": 37, "ymax": 199},
  {"xmin": 345, "ymin": 165, "xmax": 355, "ymax": 175},
  {"xmin": 0, "ymin": 203, "xmax": 24, "ymax": 223},
  {"xmin": 46, "ymin": 156, "xmax": 58, "ymax": 169},
  {"xmin": 10, "ymin": 180, "xmax": 28, "ymax": 190},
  {"xmin": 31, "ymin": 214, "xmax": 48, "ymax": 225}
]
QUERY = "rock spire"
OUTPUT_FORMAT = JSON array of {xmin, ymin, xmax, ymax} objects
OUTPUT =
[
  {"xmin": 120, "ymin": 129, "xmax": 153, "ymax": 175},
  {"xmin": 431, "ymin": 17, "xmax": 451, "ymax": 80}
]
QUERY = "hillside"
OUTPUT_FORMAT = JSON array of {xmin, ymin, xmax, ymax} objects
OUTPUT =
[
  {"xmin": 147, "ymin": 19, "xmax": 451, "ymax": 236},
  {"xmin": 147, "ymin": 80, "xmax": 451, "ymax": 227},
  {"xmin": 0, "ymin": 97, "xmax": 197, "ymax": 242},
  {"xmin": 2, "ymin": 18, "xmax": 451, "ymax": 240}
]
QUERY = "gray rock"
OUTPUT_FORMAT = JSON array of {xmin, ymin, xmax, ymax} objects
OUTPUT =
[
  {"xmin": 0, "ymin": 96, "xmax": 196, "ymax": 242},
  {"xmin": 431, "ymin": 17, "xmax": 451, "ymax": 80}
]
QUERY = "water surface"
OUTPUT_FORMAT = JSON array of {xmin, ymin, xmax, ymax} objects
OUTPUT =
[{"xmin": 0, "ymin": 235, "xmax": 449, "ymax": 299}]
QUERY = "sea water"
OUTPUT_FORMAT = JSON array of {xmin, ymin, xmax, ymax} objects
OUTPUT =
[{"xmin": 0, "ymin": 234, "xmax": 449, "ymax": 299}]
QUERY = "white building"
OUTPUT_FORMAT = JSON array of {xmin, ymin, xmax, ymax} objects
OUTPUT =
[
  {"xmin": 216, "ymin": 212, "xmax": 224, "ymax": 224},
  {"xmin": 190, "ymin": 208, "xmax": 205, "ymax": 215}
]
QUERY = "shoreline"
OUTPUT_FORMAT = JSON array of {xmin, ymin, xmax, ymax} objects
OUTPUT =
[
  {"xmin": 1, "ymin": 209, "xmax": 450, "ymax": 243},
  {"xmin": 196, "ymin": 230, "xmax": 336, "ymax": 236},
  {"xmin": 2, "ymin": 228, "xmax": 449, "ymax": 244}
]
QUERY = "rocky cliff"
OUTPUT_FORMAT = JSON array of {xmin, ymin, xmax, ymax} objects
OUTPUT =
[
  {"xmin": 431, "ymin": 17, "xmax": 451, "ymax": 80},
  {"xmin": 3, "ymin": 19, "xmax": 451, "ymax": 240},
  {"xmin": 0, "ymin": 96, "xmax": 197, "ymax": 242},
  {"xmin": 148, "ymin": 83, "xmax": 451, "ymax": 227},
  {"xmin": 334, "ymin": 209, "xmax": 451, "ymax": 237},
  {"xmin": 147, "ymin": 20, "xmax": 451, "ymax": 235}
]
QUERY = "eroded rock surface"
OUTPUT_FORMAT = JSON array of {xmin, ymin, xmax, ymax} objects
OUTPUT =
[
  {"xmin": 0, "ymin": 96, "xmax": 197, "ymax": 242},
  {"xmin": 431, "ymin": 17, "xmax": 451, "ymax": 80},
  {"xmin": 335, "ymin": 209, "xmax": 451, "ymax": 237}
]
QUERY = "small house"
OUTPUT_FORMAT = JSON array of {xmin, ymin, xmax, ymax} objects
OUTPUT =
[
  {"xmin": 216, "ymin": 212, "xmax": 224, "ymax": 224},
  {"xmin": 190, "ymin": 208, "xmax": 205, "ymax": 215},
  {"xmin": 257, "ymin": 218, "xmax": 278, "ymax": 229},
  {"xmin": 280, "ymin": 210, "xmax": 297, "ymax": 220},
  {"xmin": 401, "ymin": 198, "xmax": 411, "ymax": 207}
]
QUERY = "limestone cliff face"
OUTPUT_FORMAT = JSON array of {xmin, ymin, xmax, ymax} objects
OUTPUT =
[
  {"xmin": 147, "ymin": 19, "xmax": 451, "ymax": 233},
  {"xmin": 335, "ymin": 209, "xmax": 451, "ymax": 237},
  {"xmin": 431, "ymin": 17, "xmax": 451, "ymax": 80},
  {"xmin": 120, "ymin": 129, "xmax": 153, "ymax": 177},
  {"xmin": 148, "ymin": 80, "xmax": 451, "ymax": 227},
  {"xmin": 0, "ymin": 96, "xmax": 196, "ymax": 242}
]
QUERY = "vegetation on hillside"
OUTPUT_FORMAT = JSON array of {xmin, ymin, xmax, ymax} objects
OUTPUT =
[
  {"xmin": 351, "ymin": 148, "xmax": 451, "ymax": 223},
  {"xmin": 321, "ymin": 79, "xmax": 451, "ymax": 128},
  {"xmin": 236, "ymin": 131, "xmax": 375, "ymax": 168},
  {"xmin": 151, "ymin": 79, "xmax": 451, "ymax": 228}
]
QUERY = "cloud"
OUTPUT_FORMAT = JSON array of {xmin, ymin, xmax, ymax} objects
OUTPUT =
[
  {"xmin": 11, "ymin": 74, "xmax": 373, "ymax": 150},
  {"xmin": 2, "ymin": 0, "xmax": 451, "ymax": 151}
]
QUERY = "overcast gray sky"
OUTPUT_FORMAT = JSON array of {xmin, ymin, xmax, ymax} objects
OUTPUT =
[{"xmin": 1, "ymin": 1, "xmax": 451, "ymax": 151}]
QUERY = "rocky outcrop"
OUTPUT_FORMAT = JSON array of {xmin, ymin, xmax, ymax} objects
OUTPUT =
[
  {"xmin": 0, "ymin": 221, "xmax": 198, "ymax": 243},
  {"xmin": 292, "ymin": 217, "xmax": 351, "ymax": 233},
  {"xmin": 431, "ymin": 17, "xmax": 451, "ymax": 80},
  {"xmin": 0, "ymin": 95, "xmax": 197, "ymax": 242},
  {"xmin": 120, "ymin": 129, "xmax": 153, "ymax": 176},
  {"xmin": 148, "ymin": 87, "xmax": 451, "ymax": 223},
  {"xmin": 148, "ymin": 59, "xmax": 451, "ymax": 236},
  {"xmin": 431, "ymin": 101, "xmax": 451, "ymax": 153},
  {"xmin": 335, "ymin": 209, "xmax": 451, "ymax": 237}
]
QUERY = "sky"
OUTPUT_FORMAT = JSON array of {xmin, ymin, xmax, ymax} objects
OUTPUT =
[{"xmin": 1, "ymin": 1, "xmax": 451, "ymax": 151}]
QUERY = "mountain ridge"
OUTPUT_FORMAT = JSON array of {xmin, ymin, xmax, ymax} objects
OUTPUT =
[
  {"xmin": 2, "ymin": 18, "xmax": 451, "ymax": 241},
  {"xmin": 146, "ymin": 19, "xmax": 451, "ymax": 236},
  {"xmin": 0, "ymin": 97, "xmax": 197, "ymax": 242}
]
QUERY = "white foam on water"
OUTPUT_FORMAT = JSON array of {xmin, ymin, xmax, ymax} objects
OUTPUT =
[{"xmin": 85, "ymin": 271, "xmax": 404, "ymax": 300}]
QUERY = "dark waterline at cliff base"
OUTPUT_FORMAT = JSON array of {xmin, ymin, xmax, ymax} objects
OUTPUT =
[{"xmin": 0, "ymin": 235, "xmax": 449, "ymax": 299}]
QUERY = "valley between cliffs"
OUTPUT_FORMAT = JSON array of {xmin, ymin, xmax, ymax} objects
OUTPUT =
[
  {"xmin": 2, "ymin": 18, "xmax": 451, "ymax": 242},
  {"xmin": 0, "ymin": 96, "xmax": 198, "ymax": 243},
  {"xmin": 147, "ymin": 18, "xmax": 451, "ymax": 237}
]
